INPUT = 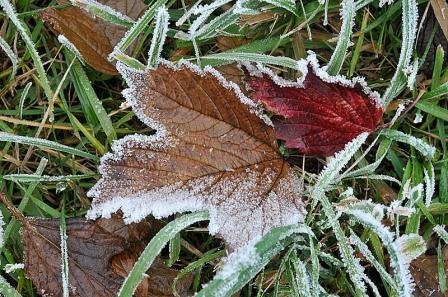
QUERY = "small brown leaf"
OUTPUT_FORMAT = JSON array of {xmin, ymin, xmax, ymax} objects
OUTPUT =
[
  {"xmin": 87, "ymin": 61, "xmax": 306, "ymax": 250},
  {"xmin": 40, "ymin": 0, "xmax": 146, "ymax": 75},
  {"xmin": 22, "ymin": 216, "xmax": 165, "ymax": 297},
  {"xmin": 112, "ymin": 254, "xmax": 193, "ymax": 297},
  {"xmin": 216, "ymin": 36, "xmax": 249, "ymax": 52},
  {"xmin": 410, "ymin": 254, "xmax": 448, "ymax": 297}
]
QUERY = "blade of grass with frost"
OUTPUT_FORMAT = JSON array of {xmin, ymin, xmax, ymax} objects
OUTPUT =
[
  {"xmin": 416, "ymin": 101, "xmax": 448, "ymax": 122},
  {"xmin": 18, "ymin": 82, "xmax": 32, "ymax": 120},
  {"xmin": 194, "ymin": 8, "xmax": 240, "ymax": 40},
  {"xmin": 113, "ymin": 50, "xmax": 145, "ymax": 70},
  {"xmin": 0, "ymin": 0, "xmax": 54, "ymax": 107},
  {"xmin": 0, "ymin": 132, "xmax": 98, "ymax": 160},
  {"xmin": 316, "ymin": 132, "xmax": 369, "ymax": 190},
  {"xmin": 60, "ymin": 204, "xmax": 69, "ymax": 297},
  {"xmin": 196, "ymin": 224, "xmax": 314, "ymax": 297},
  {"xmin": 118, "ymin": 211, "xmax": 209, "ymax": 297},
  {"xmin": 434, "ymin": 225, "xmax": 448, "ymax": 244},
  {"xmin": 175, "ymin": 0, "xmax": 201, "ymax": 27},
  {"xmin": 0, "ymin": 209, "xmax": 4, "ymax": 250},
  {"xmin": 63, "ymin": 49, "xmax": 116, "ymax": 140},
  {"xmin": 172, "ymin": 249, "xmax": 225, "ymax": 293},
  {"xmin": 424, "ymin": 162, "xmax": 435, "ymax": 207},
  {"xmin": 58, "ymin": 35, "xmax": 85, "ymax": 65},
  {"xmin": 437, "ymin": 241, "xmax": 447, "ymax": 293},
  {"xmin": 420, "ymin": 81, "xmax": 448, "ymax": 100},
  {"xmin": 2, "ymin": 174, "xmax": 96, "ymax": 183},
  {"xmin": 111, "ymin": 0, "xmax": 169, "ymax": 59},
  {"xmin": 262, "ymin": 0, "xmax": 299, "ymax": 16},
  {"xmin": 313, "ymin": 196, "xmax": 368, "ymax": 297},
  {"xmin": 381, "ymin": 0, "xmax": 418, "ymax": 107},
  {"xmin": 0, "ymin": 36, "xmax": 18, "ymax": 80},
  {"xmin": 311, "ymin": 133, "xmax": 371, "ymax": 296},
  {"xmin": 344, "ymin": 209, "xmax": 425, "ymax": 297},
  {"xmin": 70, "ymin": 0, "xmax": 134, "ymax": 27},
  {"xmin": 187, "ymin": 0, "xmax": 233, "ymax": 37},
  {"xmin": 353, "ymin": 174, "xmax": 401, "ymax": 184},
  {"xmin": 0, "ymin": 275, "xmax": 22, "ymax": 297},
  {"xmin": 201, "ymin": 52, "xmax": 300, "ymax": 69},
  {"xmin": 382, "ymin": 129, "xmax": 435, "ymax": 159},
  {"xmin": 343, "ymin": 138, "xmax": 391, "ymax": 179},
  {"xmin": 3, "ymin": 158, "xmax": 47, "ymax": 244},
  {"xmin": 349, "ymin": 231, "xmax": 398, "ymax": 293},
  {"xmin": 289, "ymin": 252, "xmax": 311, "ymax": 296},
  {"xmin": 147, "ymin": 6, "xmax": 169, "ymax": 68},
  {"xmin": 309, "ymin": 236, "xmax": 320, "ymax": 297},
  {"xmin": 234, "ymin": 0, "xmax": 265, "ymax": 15},
  {"xmin": 167, "ymin": 231, "xmax": 181, "ymax": 267},
  {"xmin": 325, "ymin": 0, "xmax": 356, "ymax": 75}
]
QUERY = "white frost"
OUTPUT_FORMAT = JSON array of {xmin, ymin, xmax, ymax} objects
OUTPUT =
[
  {"xmin": 245, "ymin": 51, "xmax": 382, "ymax": 106},
  {"xmin": 4, "ymin": 263, "xmax": 24, "ymax": 273},
  {"xmin": 58, "ymin": 35, "xmax": 85, "ymax": 64}
]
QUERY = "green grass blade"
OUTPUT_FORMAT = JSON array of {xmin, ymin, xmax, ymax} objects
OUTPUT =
[
  {"xmin": 0, "ymin": 0, "xmax": 54, "ymax": 107},
  {"xmin": 0, "ymin": 275, "xmax": 22, "ymax": 297},
  {"xmin": 381, "ymin": 0, "xmax": 418, "ymax": 107},
  {"xmin": 382, "ymin": 129, "xmax": 435, "ymax": 159},
  {"xmin": 70, "ymin": 0, "xmax": 134, "ymax": 27},
  {"xmin": 416, "ymin": 101, "xmax": 448, "ymax": 122},
  {"xmin": 0, "ymin": 35, "xmax": 18, "ymax": 80},
  {"xmin": 118, "ymin": 211, "xmax": 210, "ymax": 297},
  {"xmin": 325, "ymin": 0, "xmax": 356, "ymax": 75},
  {"xmin": 18, "ymin": 82, "xmax": 32, "ymax": 120},
  {"xmin": 196, "ymin": 224, "xmax": 313, "ymax": 297},
  {"xmin": 60, "ymin": 203, "xmax": 69, "ymax": 297},
  {"xmin": 2, "ymin": 174, "xmax": 96, "ymax": 183},
  {"xmin": 147, "ymin": 6, "xmax": 169, "ymax": 68},
  {"xmin": 262, "ymin": 0, "xmax": 298, "ymax": 16},
  {"xmin": 64, "ymin": 49, "xmax": 116, "ymax": 140},
  {"xmin": 421, "ymin": 82, "xmax": 448, "ymax": 100},
  {"xmin": 0, "ymin": 132, "xmax": 98, "ymax": 160},
  {"xmin": 112, "ymin": 0, "xmax": 169, "ymax": 58},
  {"xmin": 201, "ymin": 52, "xmax": 299, "ymax": 69}
]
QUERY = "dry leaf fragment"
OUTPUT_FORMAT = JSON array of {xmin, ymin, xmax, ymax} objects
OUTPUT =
[
  {"xmin": 247, "ymin": 53, "xmax": 383, "ymax": 156},
  {"xmin": 410, "ymin": 254, "xmax": 448, "ymax": 297},
  {"xmin": 430, "ymin": 0, "xmax": 448, "ymax": 43},
  {"xmin": 40, "ymin": 0, "xmax": 146, "ymax": 75},
  {"xmin": 112, "ymin": 253, "xmax": 193, "ymax": 297},
  {"xmin": 22, "ymin": 216, "xmax": 166, "ymax": 297},
  {"xmin": 87, "ymin": 60, "xmax": 306, "ymax": 250}
]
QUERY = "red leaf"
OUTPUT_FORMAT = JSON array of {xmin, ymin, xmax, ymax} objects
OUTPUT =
[{"xmin": 247, "ymin": 64, "xmax": 384, "ymax": 156}]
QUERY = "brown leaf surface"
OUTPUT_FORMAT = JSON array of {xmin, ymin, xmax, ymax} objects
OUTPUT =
[
  {"xmin": 410, "ymin": 254, "xmax": 448, "ymax": 297},
  {"xmin": 430, "ymin": 0, "xmax": 448, "ymax": 43},
  {"xmin": 216, "ymin": 36, "xmax": 249, "ymax": 52},
  {"xmin": 87, "ymin": 61, "xmax": 306, "ymax": 250},
  {"xmin": 22, "ymin": 216, "xmax": 189, "ymax": 297},
  {"xmin": 40, "ymin": 0, "xmax": 146, "ymax": 75}
]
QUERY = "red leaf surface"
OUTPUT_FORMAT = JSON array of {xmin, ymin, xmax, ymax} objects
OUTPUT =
[{"xmin": 248, "ymin": 65, "xmax": 384, "ymax": 156}]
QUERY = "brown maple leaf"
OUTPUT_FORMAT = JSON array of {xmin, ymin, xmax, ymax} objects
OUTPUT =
[
  {"xmin": 87, "ymin": 61, "xmax": 306, "ymax": 250},
  {"xmin": 22, "ymin": 216, "xmax": 187, "ymax": 297},
  {"xmin": 40, "ymin": 0, "xmax": 146, "ymax": 75}
]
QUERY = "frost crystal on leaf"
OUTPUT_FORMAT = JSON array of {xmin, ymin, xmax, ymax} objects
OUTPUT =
[
  {"xmin": 0, "ymin": 210, "xmax": 4, "ymax": 250},
  {"xmin": 58, "ymin": 35, "xmax": 85, "ymax": 64},
  {"xmin": 87, "ymin": 61, "xmax": 306, "ymax": 249},
  {"xmin": 4, "ymin": 263, "xmax": 24, "ymax": 274}
]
